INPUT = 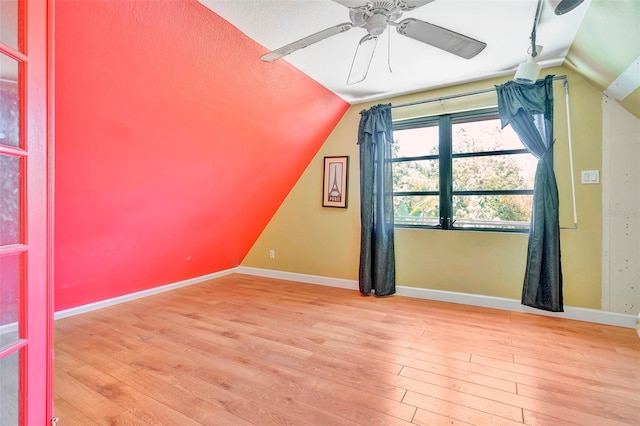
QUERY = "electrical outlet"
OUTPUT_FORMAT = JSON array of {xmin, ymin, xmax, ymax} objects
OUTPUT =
[{"xmin": 269, "ymin": 249, "xmax": 275, "ymax": 259}]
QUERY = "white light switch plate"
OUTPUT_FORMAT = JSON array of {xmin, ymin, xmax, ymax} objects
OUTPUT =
[{"xmin": 581, "ymin": 170, "xmax": 600, "ymax": 184}]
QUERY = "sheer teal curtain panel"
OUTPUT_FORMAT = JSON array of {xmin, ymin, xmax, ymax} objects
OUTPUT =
[
  {"xmin": 496, "ymin": 75, "xmax": 563, "ymax": 312},
  {"xmin": 357, "ymin": 104, "xmax": 396, "ymax": 296}
]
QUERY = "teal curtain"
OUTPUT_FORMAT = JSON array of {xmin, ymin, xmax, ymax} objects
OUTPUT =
[
  {"xmin": 496, "ymin": 76, "xmax": 563, "ymax": 312},
  {"xmin": 357, "ymin": 104, "xmax": 395, "ymax": 296}
]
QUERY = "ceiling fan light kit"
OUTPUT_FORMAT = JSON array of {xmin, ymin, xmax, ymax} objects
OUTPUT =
[{"xmin": 365, "ymin": 12, "xmax": 388, "ymax": 36}]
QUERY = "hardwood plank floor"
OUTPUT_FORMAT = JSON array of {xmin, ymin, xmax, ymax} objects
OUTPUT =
[{"xmin": 53, "ymin": 274, "xmax": 640, "ymax": 425}]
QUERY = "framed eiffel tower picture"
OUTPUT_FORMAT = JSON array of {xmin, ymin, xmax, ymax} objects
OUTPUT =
[{"xmin": 322, "ymin": 156, "xmax": 349, "ymax": 208}]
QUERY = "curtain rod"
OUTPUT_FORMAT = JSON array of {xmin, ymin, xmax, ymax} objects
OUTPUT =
[
  {"xmin": 390, "ymin": 73, "xmax": 578, "ymax": 229},
  {"xmin": 391, "ymin": 75, "xmax": 568, "ymax": 110}
]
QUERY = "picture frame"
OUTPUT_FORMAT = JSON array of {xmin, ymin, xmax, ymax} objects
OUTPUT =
[{"xmin": 322, "ymin": 156, "xmax": 349, "ymax": 208}]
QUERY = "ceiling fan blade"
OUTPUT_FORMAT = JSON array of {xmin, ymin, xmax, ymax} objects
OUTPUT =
[
  {"xmin": 397, "ymin": 0, "xmax": 436, "ymax": 10},
  {"xmin": 261, "ymin": 23, "xmax": 353, "ymax": 62},
  {"xmin": 396, "ymin": 18, "xmax": 486, "ymax": 59},
  {"xmin": 347, "ymin": 34, "xmax": 378, "ymax": 85}
]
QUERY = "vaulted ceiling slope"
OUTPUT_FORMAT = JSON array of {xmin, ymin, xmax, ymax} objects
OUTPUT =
[
  {"xmin": 53, "ymin": 0, "xmax": 348, "ymax": 310},
  {"xmin": 566, "ymin": 0, "xmax": 640, "ymax": 119}
]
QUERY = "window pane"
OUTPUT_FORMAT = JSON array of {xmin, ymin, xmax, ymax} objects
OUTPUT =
[
  {"xmin": 393, "ymin": 126, "xmax": 438, "ymax": 158},
  {"xmin": 0, "ymin": 349, "xmax": 20, "ymax": 425},
  {"xmin": 0, "ymin": 154, "xmax": 21, "ymax": 245},
  {"xmin": 452, "ymin": 116, "xmax": 524, "ymax": 154},
  {"xmin": 453, "ymin": 153, "xmax": 536, "ymax": 191},
  {"xmin": 394, "ymin": 195, "xmax": 439, "ymax": 226},
  {"xmin": 393, "ymin": 159, "xmax": 439, "ymax": 192},
  {"xmin": 453, "ymin": 195, "xmax": 532, "ymax": 228},
  {"xmin": 0, "ymin": 0, "xmax": 19, "ymax": 51},
  {"xmin": 0, "ymin": 254, "xmax": 21, "ymax": 350},
  {"xmin": 0, "ymin": 55, "xmax": 20, "ymax": 148}
]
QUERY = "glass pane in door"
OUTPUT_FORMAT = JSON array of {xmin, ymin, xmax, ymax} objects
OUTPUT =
[
  {"xmin": 0, "ymin": 349, "xmax": 21, "ymax": 425},
  {"xmin": 0, "ymin": 155, "xmax": 21, "ymax": 245},
  {"xmin": 0, "ymin": 254, "xmax": 21, "ymax": 350},
  {"xmin": 0, "ymin": 0, "xmax": 19, "ymax": 51},
  {"xmin": 0, "ymin": 55, "xmax": 20, "ymax": 148}
]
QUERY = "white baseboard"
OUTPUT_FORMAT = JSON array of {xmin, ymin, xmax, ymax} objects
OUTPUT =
[
  {"xmin": 50, "ymin": 265, "xmax": 637, "ymax": 330},
  {"xmin": 237, "ymin": 266, "xmax": 637, "ymax": 329},
  {"xmin": 237, "ymin": 266, "xmax": 359, "ymax": 290},
  {"xmin": 54, "ymin": 267, "xmax": 238, "ymax": 320}
]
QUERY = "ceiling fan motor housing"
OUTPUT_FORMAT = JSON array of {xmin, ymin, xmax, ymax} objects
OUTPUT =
[{"xmin": 350, "ymin": 1, "xmax": 403, "ymax": 35}]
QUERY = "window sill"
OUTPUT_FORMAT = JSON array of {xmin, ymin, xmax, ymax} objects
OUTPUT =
[{"xmin": 394, "ymin": 224, "xmax": 530, "ymax": 234}]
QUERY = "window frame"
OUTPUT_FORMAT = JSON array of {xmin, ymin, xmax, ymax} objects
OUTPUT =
[{"xmin": 392, "ymin": 107, "xmax": 534, "ymax": 233}]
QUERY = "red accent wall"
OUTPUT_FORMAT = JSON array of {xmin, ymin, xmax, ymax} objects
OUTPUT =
[{"xmin": 54, "ymin": 0, "xmax": 348, "ymax": 311}]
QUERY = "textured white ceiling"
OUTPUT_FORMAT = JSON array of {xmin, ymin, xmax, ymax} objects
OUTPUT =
[{"xmin": 198, "ymin": 0, "xmax": 590, "ymax": 104}]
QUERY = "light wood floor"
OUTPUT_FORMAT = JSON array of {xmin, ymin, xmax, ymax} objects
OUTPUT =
[{"xmin": 54, "ymin": 274, "xmax": 640, "ymax": 425}]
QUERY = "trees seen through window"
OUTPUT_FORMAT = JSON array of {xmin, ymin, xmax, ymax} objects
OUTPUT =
[{"xmin": 392, "ymin": 109, "xmax": 536, "ymax": 231}]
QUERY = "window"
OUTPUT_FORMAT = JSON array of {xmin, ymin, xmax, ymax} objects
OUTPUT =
[{"xmin": 392, "ymin": 108, "xmax": 536, "ymax": 231}]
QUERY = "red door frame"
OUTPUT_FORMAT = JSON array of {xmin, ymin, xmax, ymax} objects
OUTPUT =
[
  {"xmin": 25, "ymin": 0, "xmax": 52, "ymax": 422},
  {"xmin": 47, "ymin": 0, "xmax": 56, "ymax": 422},
  {"xmin": 0, "ymin": 0, "xmax": 52, "ymax": 424}
]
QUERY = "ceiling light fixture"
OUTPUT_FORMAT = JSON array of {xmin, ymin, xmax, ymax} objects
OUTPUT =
[
  {"xmin": 514, "ymin": 0, "xmax": 586, "ymax": 84},
  {"xmin": 514, "ymin": 0, "xmax": 544, "ymax": 84},
  {"xmin": 514, "ymin": 45, "xmax": 543, "ymax": 84}
]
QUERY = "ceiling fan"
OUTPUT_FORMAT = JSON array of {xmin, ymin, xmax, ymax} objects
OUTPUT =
[{"xmin": 260, "ymin": 0, "xmax": 487, "ymax": 85}]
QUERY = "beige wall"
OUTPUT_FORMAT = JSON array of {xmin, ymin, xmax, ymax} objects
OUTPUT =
[
  {"xmin": 242, "ymin": 66, "xmax": 605, "ymax": 310},
  {"xmin": 602, "ymin": 96, "xmax": 640, "ymax": 314}
]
